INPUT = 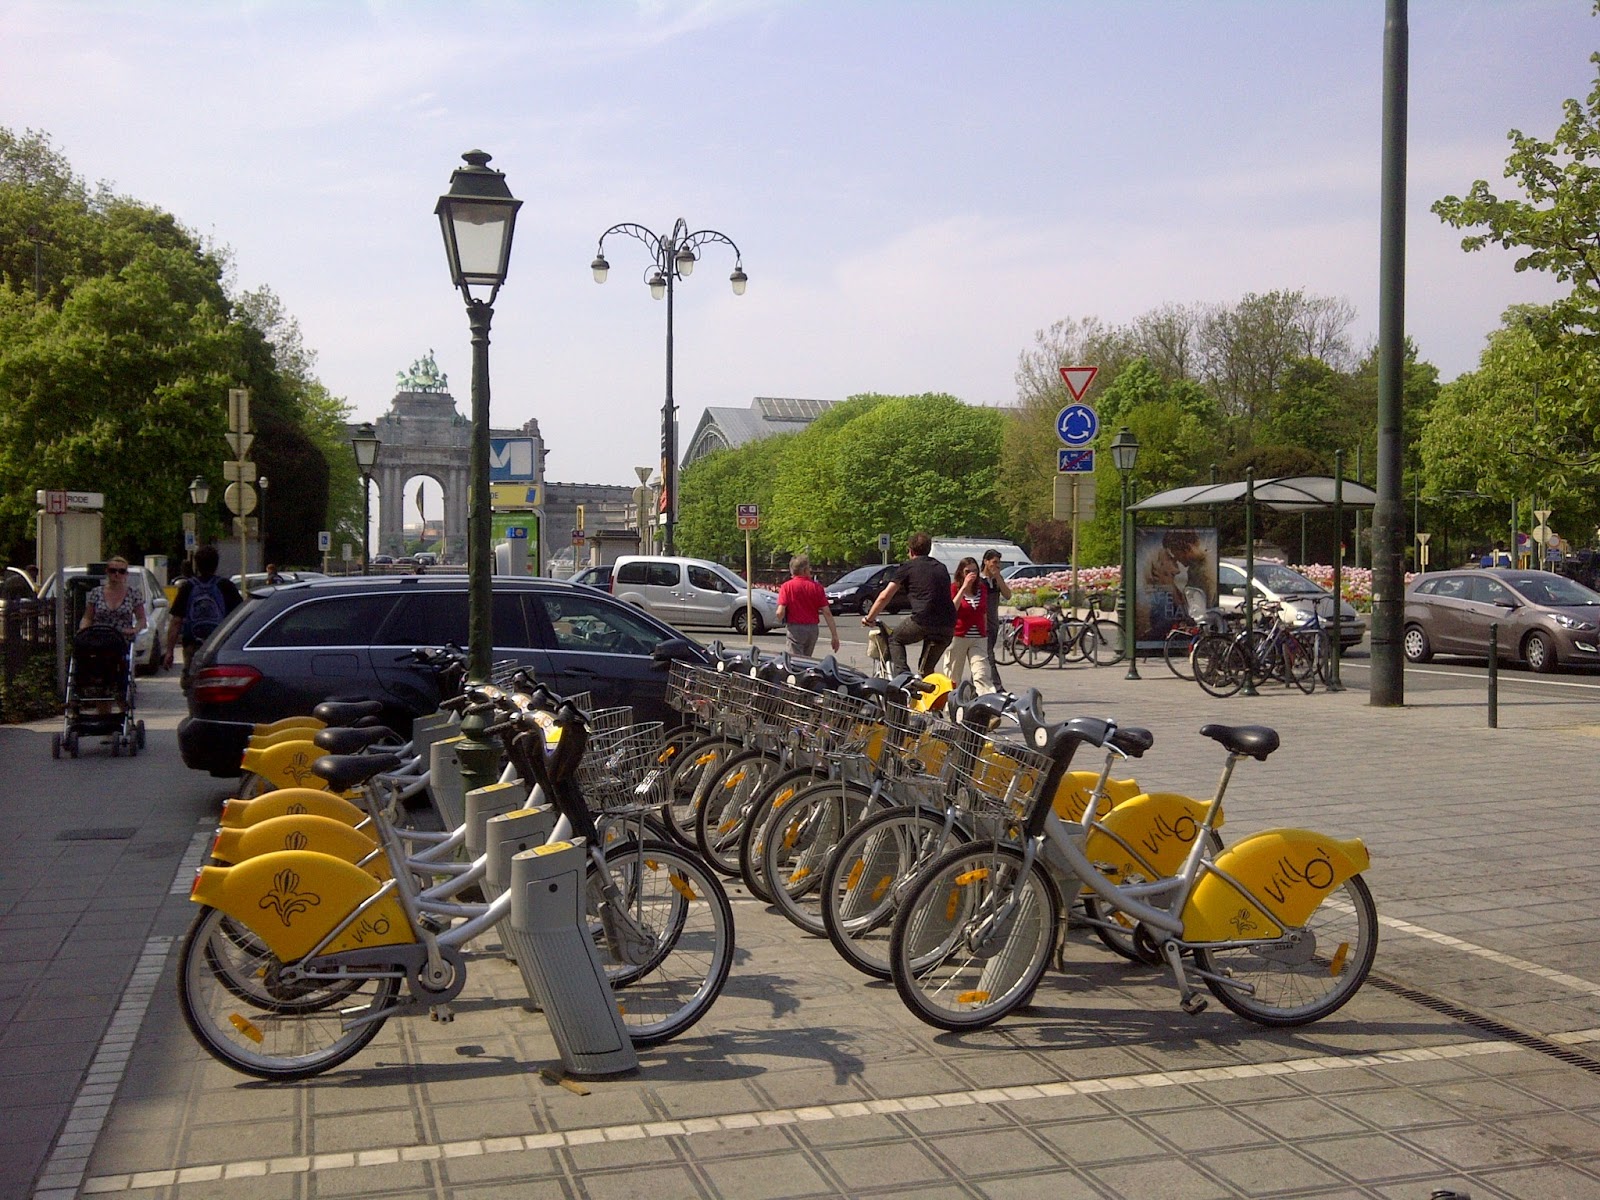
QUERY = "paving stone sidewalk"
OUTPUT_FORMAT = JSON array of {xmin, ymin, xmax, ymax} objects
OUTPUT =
[{"xmin": 7, "ymin": 649, "xmax": 1600, "ymax": 1199}]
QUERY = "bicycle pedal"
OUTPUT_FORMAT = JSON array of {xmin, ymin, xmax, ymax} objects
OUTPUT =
[
  {"xmin": 430, "ymin": 1004, "xmax": 455, "ymax": 1023},
  {"xmin": 1180, "ymin": 993, "xmax": 1208, "ymax": 1016}
]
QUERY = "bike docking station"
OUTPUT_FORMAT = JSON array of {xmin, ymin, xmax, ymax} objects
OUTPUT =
[
  {"xmin": 506, "ymin": 838, "xmax": 638, "ymax": 1077},
  {"xmin": 429, "ymin": 734, "xmax": 470, "ymax": 829}
]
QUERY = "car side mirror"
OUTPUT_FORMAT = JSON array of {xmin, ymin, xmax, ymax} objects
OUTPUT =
[{"xmin": 650, "ymin": 637, "xmax": 702, "ymax": 668}]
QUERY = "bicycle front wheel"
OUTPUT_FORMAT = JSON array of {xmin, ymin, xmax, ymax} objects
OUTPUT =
[
  {"xmin": 1194, "ymin": 874, "xmax": 1377, "ymax": 1026},
  {"xmin": 761, "ymin": 780, "xmax": 874, "ymax": 936},
  {"xmin": 890, "ymin": 842, "xmax": 1060, "ymax": 1032},
  {"xmin": 663, "ymin": 733, "xmax": 741, "ymax": 850},
  {"xmin": 696, "ymin": 749, "xmax": 784, "ymax": 877},
  {"xmin": 177, "ymin": 906, "xmax": 399, "ymax": 1081},
  {"xmin": 994, "ymin": 621, "xmax": 1022, "ymax": 667},
  {"xmin": 823, "ymin": 806, "xmax": 964, "ymax": 979},
  {"xmin": 1089, "ymin": 619, "xmax": 1124, "ymax": 666},
  {"xmin": 1192, "ymin": 634, "xmax": 1245, "ymax": 698},
  {"xmin": 1164, "ymin": 626, "xmax": 1200, "ymax": 680},
  {"xmin": 737, "ymin": 767, "xmax": 824, "ymax": 904},
  {"xmin": 591, "ymin": 839, "xmax": 735, "ymax": 1046}
]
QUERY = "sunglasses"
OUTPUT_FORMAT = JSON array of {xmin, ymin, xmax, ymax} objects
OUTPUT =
[{"xmin": 106, "ymin": 567, "xmax": 127, "ymax": 575}]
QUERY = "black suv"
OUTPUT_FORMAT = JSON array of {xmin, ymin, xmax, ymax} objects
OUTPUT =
[{"xmin": 177, "ymin": 575, "xmax": 707, "ymax": 776}]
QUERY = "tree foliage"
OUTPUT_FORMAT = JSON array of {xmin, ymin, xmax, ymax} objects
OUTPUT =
[{"xmin": 0, "ymin": 128, "xmax": 347, "ymax": 569}]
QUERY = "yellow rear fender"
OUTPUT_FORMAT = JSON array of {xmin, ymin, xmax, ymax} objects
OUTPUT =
[
  {"xmin": 1051, "ymin": 771, "xmax": 1141, "ymax": 822},
  {"xmin": 239, "ymin": 740, "xmax": 333, "ymax": 793},
  {"xmin": 247, "ymin": 726, "xmax": 324, "ymax": 752},
  {"xmin": 914, "ymin": 673, "xmax": 954, "ymax": 712},
  {"xmin": 219, "ymin": 789, "xmax": 367, "ymax": 829},
  {"xmin": 250, "ymin": 715, "xmax": 324, "ymax": 737},
  {"xmin": 1086, "ymin": 792, "xmax": 1217, "ymax": 882},
  {"xmin": 1182, "ymin": 829, "xmax": 1369, "ymax": 942},
  {"xmin": 190, "ymin": 851, "xmax": 415, "ymax": 962},
  {"xmin": 212, "ymin": 815, "xmax": 383, "ymax": 878}
]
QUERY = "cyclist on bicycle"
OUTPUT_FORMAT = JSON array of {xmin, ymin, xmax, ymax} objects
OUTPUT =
[{"xmin": 861, "ymin": 532, "xmax": 956, "ymax": 675}]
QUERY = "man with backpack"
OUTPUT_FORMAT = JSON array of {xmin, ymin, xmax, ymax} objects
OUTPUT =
[{"xmin": 164, "ymin": 545, "xmax": 243, "ymax": 689}]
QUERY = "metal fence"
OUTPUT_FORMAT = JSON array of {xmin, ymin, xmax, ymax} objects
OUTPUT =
[{"xmin": 0, "ymin": 588, "xmax": 55, "ymax": 696}]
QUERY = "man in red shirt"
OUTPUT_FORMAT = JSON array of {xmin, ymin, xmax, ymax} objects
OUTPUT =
[{"xmin": 776, "ymin": 554, "xmax": 840, "ymax": 658}]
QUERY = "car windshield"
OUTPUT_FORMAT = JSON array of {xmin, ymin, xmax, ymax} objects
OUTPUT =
[
  {"xmin": 831, "ymin": 566, "xmax": 879, "ymax": 587},
  {"xmin": 1250, "ymin": 562, "xmax": 1326, "ymax": 596},
  {"xmin": 1507, "ymin": 574, "xmax": 1600, "ymax": 606}
]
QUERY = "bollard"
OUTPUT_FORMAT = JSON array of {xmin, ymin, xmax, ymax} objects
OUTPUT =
[
  {"xmin": 507, "ymin": 839, "xmax": 638, "ymax": 1077},
  {"xmin": 1487, "ymin": 623, "xmax": 1499, "ymax": 729}
]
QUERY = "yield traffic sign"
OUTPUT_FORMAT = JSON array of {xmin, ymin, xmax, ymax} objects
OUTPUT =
[{"xmin": 1059, "ymin": 365, "xmax": 1098, "ymax": 400}]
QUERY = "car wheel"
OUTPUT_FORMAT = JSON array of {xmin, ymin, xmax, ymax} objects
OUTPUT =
[
  {"xmin": 1524, "ymin": 630, "xmax": 1557, "ymax": 673},
  {"xmin": 731, "ymin": 609, "xmax": 764, "ymax": 636},
  {"xmin": 1402, "ymin": 625, "xmax": 1432, "ymax": 664}
]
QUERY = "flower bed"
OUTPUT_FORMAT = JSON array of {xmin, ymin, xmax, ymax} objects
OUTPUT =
[{"xmin": 1003, "ymin": 562, "xmax": 1411, "ymax": 614}]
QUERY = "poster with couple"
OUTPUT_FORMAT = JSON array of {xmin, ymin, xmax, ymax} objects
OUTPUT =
[{"xmin": 1132, "ymin": 526, "xmax": 1218, "ymax": 647}]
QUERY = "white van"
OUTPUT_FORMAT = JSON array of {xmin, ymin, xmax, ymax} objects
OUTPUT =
[
  {"xmin": 611, "ymin": 555, "xmax": 781, "ymax": 634},
  {"xmin": 929, "ymin": 538, "xmax": 1032, "ymax": 573}
]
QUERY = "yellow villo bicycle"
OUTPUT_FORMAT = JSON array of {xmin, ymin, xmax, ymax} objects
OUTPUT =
[{"xmin": 889, "ymin": 718, "xmax": 1375, "ymax": 1031}]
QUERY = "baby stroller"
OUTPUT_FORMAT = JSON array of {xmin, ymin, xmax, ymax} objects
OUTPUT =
[{"xmin": 52, "ymin": 578, "xmax": 145, "ymax": 759}]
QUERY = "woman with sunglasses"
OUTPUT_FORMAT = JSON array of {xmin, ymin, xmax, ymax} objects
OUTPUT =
[{"xmin": 79, "ymin": 556, "xmax": 147, "ymax": 642}]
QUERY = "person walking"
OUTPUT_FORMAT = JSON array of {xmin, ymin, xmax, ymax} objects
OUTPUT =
[
  {"xmin": 941, "ymin": 557, "xmax": 995, "ymax": 692},
  {"xmin": 861, "ymin": 532, "xmax": 956, "ymax": 675},
  {"xmin": 164, "ymin": 544, "xmax": 243, "ymax": 689},
  {"xmin": 80, "ymin": 556, "xmax": 147, "ymax": 643},
  {"xmin": 775, "ymin": 553, "xmax": 840, "ymax": 658},
  {"xmin": 978, "ymin": 549, "xmax": 1012, "ymax": 689}
]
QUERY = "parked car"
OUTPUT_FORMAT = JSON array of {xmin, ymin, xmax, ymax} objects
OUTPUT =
[
  {"xmin": 177, "ymin": 575, "xmax": 707, "ymax": 776},
  {"xmin": 610, "ymin": 555, "xmax": 781, "ymax": 634},
  {"xmin": 570, "ymin": 563, "xmax": 614, "ymax": 591},
  {"xmin": 231, "ymin": 570, "xmax": 328, "ymax": 590},
  {"xmin": 1002, "ymin": 562, "xmax": 1072, "ymax": 583},
  {"xmin": 371, "ymin": 554, "xmax": 395, "ymax": 567},
  {"xmin": 413, "ymin": 552, "xmax": 439, "ymax": 567},
  {"xmin": 1216, "ymin": 558, "xmax": 1367, "ymax": 651},
  {"xmin": 823, "ymin": 564, "xmax": 909, "ymax": 615},
  {"xmin": 38, "ymin": 564, "xmax": 172, "ymax": 675},
  {"xmin": 1403, "ymin": 568, "xmax": 1600, "ymax": 672}
]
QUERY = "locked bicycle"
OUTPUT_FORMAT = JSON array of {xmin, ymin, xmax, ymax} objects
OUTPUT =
[{"xmin": 888, "ymin": 718, "xmax": 1376, "ymax": 1031}]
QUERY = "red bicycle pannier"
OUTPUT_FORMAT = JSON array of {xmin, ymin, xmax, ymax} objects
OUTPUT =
[{"xmin": 1022, "ymin": 616, "xmax": 1054, "ymax": 647}]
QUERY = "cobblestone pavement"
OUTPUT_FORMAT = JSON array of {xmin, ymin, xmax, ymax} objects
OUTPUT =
[{"xmin": 5, "ymin": 641, "xmax": 1600, "ymax": 1199}]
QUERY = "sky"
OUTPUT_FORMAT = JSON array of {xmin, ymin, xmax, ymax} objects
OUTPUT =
[{"xmin": 3, "ymin": 0, "xmax": 1592, "ymax": 508}]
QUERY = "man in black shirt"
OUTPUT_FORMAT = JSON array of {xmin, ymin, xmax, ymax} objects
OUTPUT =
[{"xmin": 862, "ymin": 532, "xmax": 956, "ymax": 675}]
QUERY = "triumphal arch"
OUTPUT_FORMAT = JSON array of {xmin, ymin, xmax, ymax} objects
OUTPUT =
[{"xmin": 364, "ymin": 353, "xmax": 543, "ymax": 561}]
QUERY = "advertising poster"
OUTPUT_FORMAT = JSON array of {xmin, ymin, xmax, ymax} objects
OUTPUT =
[{"xmin": 1132, "ymin": 526, "xmax": 1219, "ymax": 646}]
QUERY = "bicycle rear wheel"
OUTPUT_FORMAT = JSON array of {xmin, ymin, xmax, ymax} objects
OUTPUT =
[
  {"xmin": 1194, "ymin": 874, "xmax": 1377, "ymax": 1026},
  {"xmin": 890, "ymin": 842, "xmax": 1060, "ymax": 1032},
  {"xmin": 761, "ymin": 780, "xmax": 874, "ymax": 935},
  {"xmin": 823, "ymin": 806, "xmax": 964, "ymax": 979},
  {"xmin": 994, "ymin": 621, "xmax": 1022, "ymax": 667},
  {"xmin": 591, "ymin": 839, "xmax": 735, "ymax": 1046},
  {"xmin": 178, "ymin": 906, "xmax": 399, "ymax": 1081},
  {"xmin": 1280, "ymin": 636, "xmax": 1316, "ymax": 693},
  {"xmin": 1017, "ymin": 627, "xmax": 1060, "ymax": 669}
]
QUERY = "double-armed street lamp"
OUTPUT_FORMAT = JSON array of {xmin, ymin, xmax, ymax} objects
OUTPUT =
[
  {"xmin": 351, "ymin": 423, "xmax": 380, "ymax": 575},
  {"xmin": 1110, "ymin": 427, "xmax": 1141, "ymax": 681},
  {"xmin": 590, "ymin": 219, "xmax": 746, "ymax": 555},
  {"xmin": 436, "ymin": 149, "xmax": 521, "ymax": 686}
]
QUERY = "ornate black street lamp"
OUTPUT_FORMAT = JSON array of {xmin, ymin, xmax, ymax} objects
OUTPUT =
[
  {"xmin": 351, "ymin": 423, "xmax": 380, "ymax": 575},
  {"xmin": 436, "ymin": 150, "xmax": 521, "ymax": 686},
  {"xmin": 590, "ymin": 219, "xmax": 745, "ymax": 554},
  {"xmin": 1111, "ymin": 427, "xmax": 1141, "ymax": 681},
  {"xmin": 187, "ymin": 475, "xmax": 210, "ymax": 575}
]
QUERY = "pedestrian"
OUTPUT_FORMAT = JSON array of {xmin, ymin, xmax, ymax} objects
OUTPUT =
[
  {"xmin": 265, "ymin": 562, "xmax": 284, "ymax": 586},
  {"xmin": 80, "ymin": 556, "xmax": 146, "ymax": 643},
  {"xmin": 978, "ymin": 549, "xmax": 1012, "ymax": 689},
  {"xmin": 861, "ymin": 532, "xmax": 956, "ymax": 676},
  {"xmin": 164, "ymin": 544, "xmax": 243, "ymax": 688},
  {"xmin": 775, "ymin": 553, "xmax": 840, "ymax": 658},
  {"xmin": 941, "ymin": 557, "xmax": 995, "ymax": 692}
]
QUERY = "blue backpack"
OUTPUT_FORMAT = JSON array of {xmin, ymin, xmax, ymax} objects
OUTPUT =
[{"xmin": 183, "ymin": 576, "xmax": 226, "ymax": 643}]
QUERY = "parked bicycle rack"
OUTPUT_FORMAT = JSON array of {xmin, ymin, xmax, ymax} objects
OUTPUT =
[{"xmin": 429, "ymin": 735, "xmax": 469, "ymax": 829}]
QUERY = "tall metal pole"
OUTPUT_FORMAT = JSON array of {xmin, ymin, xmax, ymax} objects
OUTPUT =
[
  {"xmin": 1122, "ymin": 471, "xmax": 1139, "ymax": 680},
  {"xmin": 663, "ymin": 258, "xmax": 677, "ymax": 555},
  {"xmin": 1330, "ymin": 451, "xmax": 1345, "ymax": 691},
  {"xmin": 1369, "ymin": 0, "xmax": 1409, "ymax": 707},
  {"xmin": 361, "ymin": 474, "xmax": 373, "ymax": 575},
  {"xmin": 466, "ymin": 299, "xmax": 495, "ymax": 685}
]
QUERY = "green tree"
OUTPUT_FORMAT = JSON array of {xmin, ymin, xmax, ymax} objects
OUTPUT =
[
  {"xmin": 676, "ymin": 435, "xmax": 793, "ymax": 564},
  {"xmin": 766, "ymin": 394, "xmax": 890, "ymax": 558}
]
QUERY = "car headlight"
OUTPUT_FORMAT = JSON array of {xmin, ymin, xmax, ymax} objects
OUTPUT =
[{"xmin": 1552, "ymin": 613, "xmax": 1596, "ymax": 631}]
